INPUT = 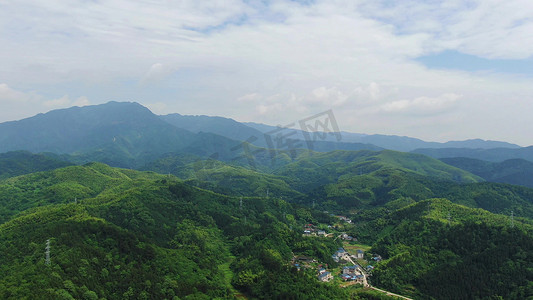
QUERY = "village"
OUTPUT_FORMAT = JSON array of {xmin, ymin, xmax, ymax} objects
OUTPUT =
[{"xmin": 294, "ymin": 214, "xmax": 383, "ymax": 289}]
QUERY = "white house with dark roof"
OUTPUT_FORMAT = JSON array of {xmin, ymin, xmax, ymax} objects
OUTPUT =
[{"xmin": 318, "ymin": 271, "xmax": 333, "ymax": 282}]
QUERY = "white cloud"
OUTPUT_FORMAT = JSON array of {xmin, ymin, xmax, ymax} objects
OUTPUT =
[
  {"xmin": 380, "ymin": 93, "xmax": 461, "ymax": 115},
  {"xmin": 359, "ymin": 0, "xmax": 533, "ymax": 59},
  {"xmin": 73, "ymin": 96, "xmax": 90, "ymax": 107},
  {"xmin": 309, "ymin": 86, "xmax": 348, "ymax": 107},
  {"xmin": 44, "ymin": 95, "xmax": 91, "ymax": 108},
  {"xmin": 44, "ymin": 95, "xmax": 71, "ymax": 107},
  {"xmin": 0, "ymin": 83, "xmax": 36, "ymax": 102},
  {"xmin": 145, "ymin": 102, "xmax": 168, "ymax": 115},
  {"xmin": 256, "ymin": 103, "xmax": 284, "ymax": 115},
  {"xmin": 0, "ymin": 1, "xmax": 533, "ymax": 144},
  {"xmin": 237, "ymin": 93, "xmax": 262, "ymax": 102},
  {"xmin": 141, "ymin": 63, "xmax": 176, "ymax": 84}
]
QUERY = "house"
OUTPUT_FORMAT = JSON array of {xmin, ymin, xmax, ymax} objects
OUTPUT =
[
  {"xmin": 353, "ymin": 274, "xmax": 364, "ymax": 283},
  {"xmin": 318, "ymin": 268, "xmax": 327, "ymax": 274},
  {"xmin": 296, "ymin": 256, "xmax": 315, "ymax": 263},
  {"xmin": 366, "ymin": 265, "xmax": 374, "ymax": 271},
  {"xmin": 340, "ymin": 233, "xmax": 356, "ymax": 241},
  {"xmin": 331, "ymin": 248, "xmax": 347, "ymax": 263},
  {"xmin": 337, "ymin": 216, "xmax": 353, "ymax": 224},
  {"xmin": 341, "ymin": 274, "xmax": 352, "ymax": 281},
  {"xmin": 318, "ymin": 271, "xmax": 333, "ymax": 282},
  {"xmin": 317, "ymin": 230, "xmax": 326, "ymax": 236},
  {"xmin": 343, "ymin": 265, "xmax": 358, "ymax": 275},
  {"xmin": 341, "ymin": 273, "xmax": 364, "ymax": 283},
  {"xmin": 355, "ymin": 249, "xmax": 364, "ymax": 259}
]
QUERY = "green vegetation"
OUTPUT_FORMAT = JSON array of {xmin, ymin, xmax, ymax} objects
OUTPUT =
[
  {"xmin": 0, "ymin": 163, "xmax": 351, "ymax": 299},
  {"xmin": 0, "ymin": 151, "xmax": 72, "ymax": 180},
  {"xmin": 369, "ymin": 199, "xmax": 533, "ymax": 299},
  {"xmin": 141, "ymin": 155, "xmax": 303, "ymax": 199},
  {"xmin": 2, "ymin": 143, "xmax": 533, "ymax": 299},
  {"xmin": 442, "ymin": 157, "xmax": 533, "ymax": 188}
]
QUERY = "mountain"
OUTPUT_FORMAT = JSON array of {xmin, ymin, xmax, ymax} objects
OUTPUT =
[
  {"xmin": 162, "ymin": 114, "xmax": 382, "ymax": 152},
  {"xmin": 0, "ymin": 102, "xmax": 250, "ymax": 168},
  {"xmin": 245, "ymin": 122, "xmax": 521, "ymax": 151},
  {"xmin": 413, "ymin": 146, "xmax": 533, "ymax": 162},
  {"xmin": 0, "ymin": 151, "xmax": 73, "ymax": 179},
  {"xmin": 161, "ymin": 113, "xmax": 269, "ymax": 147},
  {"xmin": 441, "ymin": 157, "xmax": 533, "ymax": 188}
]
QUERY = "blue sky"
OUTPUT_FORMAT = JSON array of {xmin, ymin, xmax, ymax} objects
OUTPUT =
[
  {"xmin": 1, "ymin": 0, "xmax": 533, "ymax": 145},
  {"xmin": 418, "ymin": 50, "xmax": 533, "ymax": 76}
]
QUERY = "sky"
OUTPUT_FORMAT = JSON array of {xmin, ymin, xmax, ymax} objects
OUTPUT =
[{"xmin": 1, "ymin": 0, "xmax": 533, "ymax": 146}]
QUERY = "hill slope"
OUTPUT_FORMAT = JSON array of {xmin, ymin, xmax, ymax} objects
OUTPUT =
[
  {"xmin": 441, "ymin": 157, "xmax": 533, "ymax": 188},
  {"xmin": 275, "ymin": 150, "xmax": 481, "ymax": 193},
  {"xmin": 369, "ymin": 199, "xmax": 533, "ymax": 299},
  {"xmin": 0, "ymin": 163, "xmax": 348, "ymax": 299},
  {"xmin": 413, "ymin": 146, "xmax": 533, "ymax": 162},
  {"xmin": 0, "ymin": 151, "xmax": 73, "ymax": 179}
]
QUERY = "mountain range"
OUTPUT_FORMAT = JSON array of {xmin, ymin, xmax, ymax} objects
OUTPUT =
[
  {"xmin": 1, "ymin": 101, "xmax": 531, "ymax": 189},
  {"xmin": 1, "ymin": 101, "xmax": 533, "ymax": 299},
  {"xmin": 0, "ymin": 101, "xmax": 527, "ymax": 166}
]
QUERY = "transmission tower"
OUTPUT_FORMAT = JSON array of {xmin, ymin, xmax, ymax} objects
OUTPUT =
[
  {"xmin": 511, "ymin": 211, "xmax": 514, "ymax": 228},
  {"xmin": 45, "ymin": 239, "xmax": 51, "ymax": 266},
  {"xmin": 239, "ymin": 197, "xmax": 243, "ymax": 210}
]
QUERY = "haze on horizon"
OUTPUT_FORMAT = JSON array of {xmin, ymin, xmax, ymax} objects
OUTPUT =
[{"xmin": 1, "ymin": 0, "xmax": 533, "ymax": 146}]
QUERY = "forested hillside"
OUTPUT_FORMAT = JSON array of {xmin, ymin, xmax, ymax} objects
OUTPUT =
[
  {"xmin": 369, "ymin": 199, "xmax": 533, "ymax": 299},
  {"xmin": 441, "ymin": 157, "xmax": 533, "ymax": 188},
  {"xmin": 0, "ymin": 163, "xmax": 351, "ymax": 299},
  {"xmin": 0, "ymin": 151, "xmax": 72, "ymax": 179}
]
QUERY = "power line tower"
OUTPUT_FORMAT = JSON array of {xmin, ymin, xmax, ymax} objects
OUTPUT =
[
  {"xmin": 266, "ymin": 188, "xmax": 269, "ymax": 199},
  {"xmin": 45, "ymin": 239, "xmax": 51, "ymax": 266},
  {"xmin": 447, "ymin": 212, "xmax": 451, "ymax": 225},
  {"xmin": 511, "ymin": 211, "xmax": 514, "ymax": 228},
  {"xmin": 239, "ymin": 197, "xmax": 243, "ymax": 211}
]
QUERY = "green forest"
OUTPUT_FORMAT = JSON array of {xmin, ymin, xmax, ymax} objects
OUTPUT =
[{"xmin": 1, "ymin": 148, "xmax": 533, "ymax": 299}]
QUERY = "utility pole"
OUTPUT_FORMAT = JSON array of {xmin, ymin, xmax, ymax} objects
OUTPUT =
[{"xmin": 45, "ymin": 239, "xmax": 51, "ymax": 266}]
